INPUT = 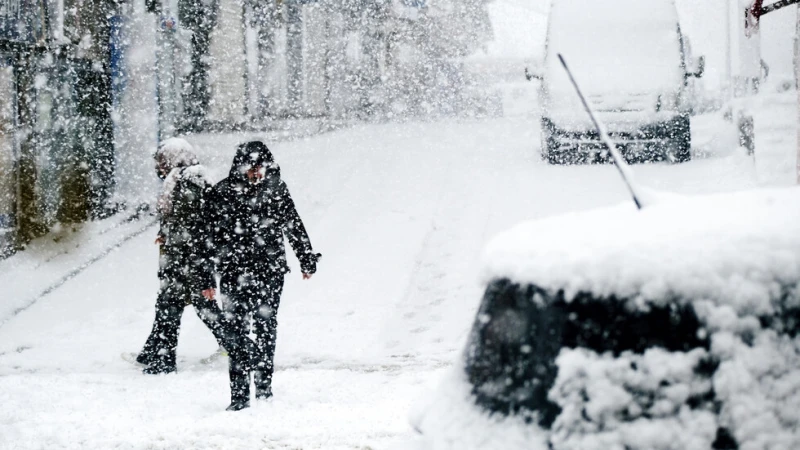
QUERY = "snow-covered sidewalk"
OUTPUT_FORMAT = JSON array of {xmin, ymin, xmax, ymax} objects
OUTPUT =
[
  {"xmin": 0, "ymin": 210, "xmax": 157, "ymax": 327},
  {"xmin": 0, "ymin": 90, "xmax": 795, "ymax": 448}
]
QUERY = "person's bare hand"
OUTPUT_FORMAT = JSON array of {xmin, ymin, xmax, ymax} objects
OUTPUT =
[
  {"xmin": 155, "ymin": 235, "xmax": 165, "ymax": 245},
  {"xmin": 201, "ymin": 288, "xmax": 216, "ymax": 300},
  {"xmin": 302, "ymin": 273, "xmax": 313, "ymax": 280}
]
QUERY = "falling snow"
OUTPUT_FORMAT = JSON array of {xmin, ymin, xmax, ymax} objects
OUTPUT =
[{"xmin": 1, "ymin": 0, "xmax": 799, "ymax": 449}]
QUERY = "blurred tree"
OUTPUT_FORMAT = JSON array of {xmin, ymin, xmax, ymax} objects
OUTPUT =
[
  {"xmin": 15, "ymin": 49, "xmax": 48, "ymax": 240},
  {"xmin": 61, "ymin": 0, "xmax": 118, "ymax": 219},
  {"xmin": 179, "ymin": 0, "xmax": 220, "ymax": 131},
  {"xmin": 246, "ymin": 0, "xmax": 283, "ymax": 118}
]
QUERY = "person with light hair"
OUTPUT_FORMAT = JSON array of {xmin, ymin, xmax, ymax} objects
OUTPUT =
[{"xmin": 131, "ymin": 138, "xmax": 230, "ymax": 374}]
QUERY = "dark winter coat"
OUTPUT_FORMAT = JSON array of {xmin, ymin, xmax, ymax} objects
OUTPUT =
[
  {"xmin": 158, "ymin": 166, "xmax": 216, "ymax": 294},
  {"xmin": 207, "ymin": 143, "xmax": 319, "ymax": 282}
]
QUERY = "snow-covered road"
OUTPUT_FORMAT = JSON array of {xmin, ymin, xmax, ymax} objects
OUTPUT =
[{"xmin": 0, "ymin": 104, "xmax": 794, "ymax": 448}]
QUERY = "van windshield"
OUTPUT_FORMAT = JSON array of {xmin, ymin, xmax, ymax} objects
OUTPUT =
[{"xmin": 545, "ymin": 0, "xmax": 683, "ymax": 97}]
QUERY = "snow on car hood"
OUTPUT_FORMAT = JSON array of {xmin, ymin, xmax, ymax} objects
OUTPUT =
[{"xmin": 482, "ymin": 187, "xmax": 800, "ymax": 318}]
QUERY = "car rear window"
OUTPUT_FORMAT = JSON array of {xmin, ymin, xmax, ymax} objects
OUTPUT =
[{"xmin": 464, "ymin": 278, "xmax": 708, "ymax": 427}]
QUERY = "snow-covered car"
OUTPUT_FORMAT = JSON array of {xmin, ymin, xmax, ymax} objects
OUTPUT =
[
  {"xmin": 411, "ymin": 187, "xmax": 800, "ymax": 450},
  {"xmin": 540, "ymin": 0, "xmax": 705, "ymax": 165}
]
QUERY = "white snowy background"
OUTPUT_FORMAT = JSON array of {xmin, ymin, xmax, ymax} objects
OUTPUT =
[{"xmin": 0, "ymin": 0, "xmax": 798, "ymax": 449}]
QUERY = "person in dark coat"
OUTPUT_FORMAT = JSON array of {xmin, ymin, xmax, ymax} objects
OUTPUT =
[
  {"xmin": 135, "ymin": 138, "xmax": 229, "ymax": 374},
  {"xmin": 208, "ymin": 140, "xmax": 320, "ymax": 411}
]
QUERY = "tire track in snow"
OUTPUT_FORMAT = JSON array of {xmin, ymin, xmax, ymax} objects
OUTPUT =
[
  {"xmin": 276, "ymin": 124, "xmax": 448, "ymax": 364},
  {"xmin": 375, "ymin": 118, "xmax": 537, "ymax": 361},
  {"xmin": 379, "ymin": 163, "xmax": 501, "ymax": 361}
]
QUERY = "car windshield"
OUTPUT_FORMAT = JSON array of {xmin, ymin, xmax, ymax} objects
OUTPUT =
[{"xmin": 546, "ymin": 0, "xmax": 683, "ymax": 96}]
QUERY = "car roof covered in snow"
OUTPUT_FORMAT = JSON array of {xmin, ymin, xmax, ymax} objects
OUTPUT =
[{"xmin": 482, "ymin": 187, "xmax": 800, "ymax": 316}]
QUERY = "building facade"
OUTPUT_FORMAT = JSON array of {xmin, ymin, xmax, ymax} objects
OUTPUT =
[{"xmin": 0, "ymin": 0, "xmax": 122, "ymax": 256}]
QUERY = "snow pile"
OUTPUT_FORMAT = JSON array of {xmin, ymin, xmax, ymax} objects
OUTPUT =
[
  {"xmin": 549, "ymin": 348, "xmax": 718, "ymax": 450},
  {"xmin": 547, "ymin": 317, "xmax": 800, "ymax": 449},
  {"xmin": 410, "ymin": 368, "xmax": 549, "ymax": 450},
  {"xmin": 711, "ymin": 328, "xmax": 800, "ymax": 448},
  {"xmin": 483, "ymin": 187, "xmax": 800, "ymax": 317}
]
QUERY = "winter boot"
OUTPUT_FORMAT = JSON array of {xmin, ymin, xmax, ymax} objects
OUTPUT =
[
  {"xmin": 142, "ymin": 364, "xmax": 176, "ymax": 375},
  {"xmin": 227, "ymin": 372, "xmax": 251, "ymax": 411},
  {"xmin": 255, "ymin": 388, "xmax": 272, "ymax": 401},
  {"xmin": 144, "ymin": 350, "xmax": 177, "ymax": 375},
  {"xmin": 254, "ymin": 370, "xmax": 273, "ymax": 400},
  {"xmin": 226, "ymin": 399, "xmax": 250, "ymax": 411},
  {"xmin": 135, "ymin": 352, "xmax": 154, "ymax": 366},
  {"xmin": 228, "ymin": 367, "xmax": 251, "ymax": 411}
]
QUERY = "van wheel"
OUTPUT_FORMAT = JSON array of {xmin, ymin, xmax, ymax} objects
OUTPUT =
[
  {"xmin": 668, "ymin": 116, "xmax": 691, "ymax": 163},
  {"xmin": 672, "ymin": 140, "xmax": 691, "ymax": 163},
  {"xmin": 540, "ymin": 127, "xmax": 551, "ymax": 162},
  {"xmin": 543, "ymin": 135, "xmax": 566, "ymax": 165},
  {"xmin": 540, "ymin": 139, "xmax": 550, "ymax": 162},
  {"xmin": 541, "ymin": 118, "xmax": 564, "ymax": 165},
  {"xmin": 548, "ymin": 150, "xmax": 567, "ymax": 165}
]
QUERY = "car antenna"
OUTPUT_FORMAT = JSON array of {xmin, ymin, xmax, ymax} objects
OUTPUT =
[{"xmin": 558, "ymin": 54, "xmax": 646, "ymax": 210}]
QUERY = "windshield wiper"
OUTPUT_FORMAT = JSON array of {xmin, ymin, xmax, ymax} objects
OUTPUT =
[{"xmin": 558, "ymin": 54, "xmax": 648, "ymax": 210}]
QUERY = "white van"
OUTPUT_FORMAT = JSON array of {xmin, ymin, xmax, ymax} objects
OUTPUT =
[{"xmin": 540, "ymin": 0, "xmax": 704, "ymax": 164}]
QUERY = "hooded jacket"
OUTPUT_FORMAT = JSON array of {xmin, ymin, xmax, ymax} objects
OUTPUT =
[
  {"xmin": 207, "ymin": 141, "xmax": 320, "ymax": 282},
  {"xmin": 154, "ymin": 138, "xmax": 216, "ymax": 292}
]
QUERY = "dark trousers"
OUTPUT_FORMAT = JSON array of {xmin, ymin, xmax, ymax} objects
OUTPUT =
[
  {"xmin": 139, "ymin": 280, "xmax": 228, "ymax": 370},
  {"xmin": 220, "ymin": 273, "xmax": 284, "ymax": 402}
]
